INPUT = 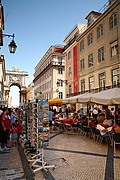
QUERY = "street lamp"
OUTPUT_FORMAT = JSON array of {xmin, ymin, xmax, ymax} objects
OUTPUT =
[{"xmin": 2, "ymin": 33, "xmax": 17, "ymax": 53}]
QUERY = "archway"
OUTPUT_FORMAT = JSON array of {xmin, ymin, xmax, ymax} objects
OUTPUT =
[
  {"xmin": 8, "ymin": 85, "xmax": 19, "ymax": 107},
  {"xmin": 4, "ymin": 66, "xmax": 28, "ymax": 106}
]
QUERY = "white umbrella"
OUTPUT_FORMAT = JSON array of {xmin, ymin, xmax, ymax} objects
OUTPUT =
[{"xmin": 91, "ymin": 88, "xmax": 120, "ymax": 105}]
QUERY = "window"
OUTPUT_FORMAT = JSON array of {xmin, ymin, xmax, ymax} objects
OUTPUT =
[
  {"xmin": 98, "ymin": 46, "xmax": 104, "ymax": 62},
  {"xmin": 97, "ymin": 24, "xmax": 103, "ymax": 38},
  {"xmin": 69, "ymin": 84, "xmax": 72, "ymax": 94},
  {"xmin": 112, "ymin": 68, "xmax": 120, "ymax": 87},
  {"xmin": 58, "ymin": 57, "xmax": 62, "ymax": 65},
  {"xmin": 57, "ymin": 80, "xmax": 63, "ymax": 87},
  {"xmin": 80, "ymin": 40, "xmax": 84, "ymax": 51},
  {"xmin": 68, "ymin": 51, "xmax": 71, "ymax": 60},
  {"xmin": 59, "ymin": 92, "xmax": 63, "ymax": 99},
  {"xmin": 87, "ymin": 33, "xmax": 93, "ymax": 46},
  {"xmin": 109, "ymin": 0, "xmax": 116, "ymax": 5},
  {"xmin": 109, "ymin": 13, "xmax": 117, "ymax": 29},
  {"xmin": 49, "ymin": 80, "xmax": 52, "ymax": 88},
  {"xmin": 74, "ymin": 32, "xmax": 78, "ymax": 39},
  {"xmin": 88, "ymin": 16, "xmax": 93, "ymax": 26},
  {"xmin": 50, "ymin": 69, "xmax": 52, "ymax": 76},
  {"xmin": 80, "ymin": 58, "xmax": 85, "ymax": 71},
  {"xmin": 88, "ymin": 53, "xmax": 93, "ymax": 68},
  {"xmin": 58, "ymin": 68, "xmax": 62, "ymax": 74},
  {"xmin": 81, "ymin": 79, "xmax": 85, "ymax": 93},
  {"xmin": 110, "ymin": 41, "xmax": 118, "ymax": 57},
  {"xmin": 68, "ymin": 66, "xmax": 72, "ymax": 76},
  {"xmin": 99, "ymin": 72, "xmax": 105, "ymax": 90},
  {"xmin": 89, "ymin": 76, "xmax": 94, "ymax": 92}
]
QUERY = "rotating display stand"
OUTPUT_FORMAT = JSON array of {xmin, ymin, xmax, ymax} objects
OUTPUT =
[{"xmin": 29, "ymin": 99, "xmax": 55, "ymax": 173}]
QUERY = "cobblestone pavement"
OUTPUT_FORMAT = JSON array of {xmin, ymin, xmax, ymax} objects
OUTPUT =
[
  {"xmin": 0, "ymin": 145, "xmax": 25, "ymax": 180},
  {"xmin": 0, "ymin": 132, "xmax": 120, "ymax": 180},
  {"xmin": 42, "ymin": 132, "xmax": 120, "ymax": 180}
]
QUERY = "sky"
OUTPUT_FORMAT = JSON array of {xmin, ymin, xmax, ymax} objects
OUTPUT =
[{"xmin": 1, "ymin": 0, "xmax": 107, "ymax": 106}]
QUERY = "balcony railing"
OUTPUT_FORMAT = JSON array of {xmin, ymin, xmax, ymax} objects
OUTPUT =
[
  {"xmin": 66, "ymin": 83, "xmax": 120, "ymax": 98},
  {"xmin": 33, "ymin": 61, "xmax": 65, "ymax": 82}
]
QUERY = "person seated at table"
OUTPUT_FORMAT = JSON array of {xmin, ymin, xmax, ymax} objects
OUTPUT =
[
  {"xmin": 59, "ymin": 114, "xmax": 64, "ymax": 122},
  {"xmin": 98, "ymin": 113, "xmax": 105, "ymax": 123},
  {"xmin": 95, "ymin": 118, "xmax": 112, "ymax": 137},
  {"xmin": 112, "ymin": 115, "xmax": 120, "ymax": 134},
  {"xmin": 103, "ymin": 114, "xmax": 113, "ymax": 127},
  {"xmin": 89, "ymin": 117, "xmax": 98, "ymax": 127},
  {"xmin": 81, "ymin": 115, "xmax": 88, "ymax": 127},
  {"xmin": 69, "ymin": 108, "xmax": 74, "ymax": 119},
  {"xmin": 63, "ymin": 116, "xmax": 73, "ymax": 124},
  {"xmin": 72, "ymin": 113, "xmax": 79, "ymax": 127}
]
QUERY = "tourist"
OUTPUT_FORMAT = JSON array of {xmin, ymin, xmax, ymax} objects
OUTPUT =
[
  {"xmin": 11, "ymin": 123, "xmax": 18, "ymax": 146},
  {"xmin": 48, "ymin": 108, "xmax": 54, "ymax": 133},
  {"xmin": 0, "ymin": 107, "xmax": 11, "ymax": 152},
  {"xmin": 15, "ymin": 120, "xmax": 22, "ymax": 144}
]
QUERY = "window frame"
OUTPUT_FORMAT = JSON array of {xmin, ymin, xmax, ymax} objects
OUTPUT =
[
  {"xmin": 98, "ymin": 46, "xmax": 104, "ymax": 62},
  {"xmin": 99, "ymin": 72, "xmax": 105, "ymax": 90},
  {"xmin": 89, "ymin": 76, "xmax": 94, "ymax": 92},
  {"xmin": 80, "ymin": 58, "xmax": 85, "ymax": 71},
  {"xmin": 110, "ymin": 41, "xmax": 118, "ymax": 58},
  {"xmin": 68, "ymin": 66, "xmax": 72, "ymax": 76},
  {"xmin": 87, "ymin": 33, "xmax": 93, "ymax": 46},
  {"xmin": 97, "ymin": 24, "xmax": 103, "ymax": 38},
  {"xmin": 109, "ymin": 13, "xmax": 117, "ymax": 29},
  {"xmin": 88, "ymin": 53, "xmax": 93, "ymax": 68},
  {"xmin": 59, "ymin": 92, "xmax": 63, "ymax": 99},
  {"xmin": 58, "ymin": 57, "xmax": 62, "ymax": 65},
  {"xmin": 68, "ymin": 84, "xmax": 72, "ymax": 95},
  {"xmin": 80, "ymin": 40, "xmax": 84, "ymax": 51},
  {"xmin": 68, "ymin": 51, "xmax": 71, "ymax": 60},
  {"xmin": 81, "ymin": 79, "xmax": 85, "ymax": 93},
  {"xmin": 112, "ymin": 68, "xmax": 120, "ymax": 87},
  {"xmin": 58, "ymin": 68, "xmax": 63, "ymax": 74}
]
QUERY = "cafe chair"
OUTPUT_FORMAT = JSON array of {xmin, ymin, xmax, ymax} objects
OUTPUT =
[
  {"xmin": 90, "ymin": 127, "xmax": 101, "ymax": 143},
  {"xmin": 63, "ymin": 123, "xmax": 78, "ymax": 134},
  {"xmin": 113, "ymin": 133, "xmax": 120, "ymax": 154},
  {"xmin": 80, "ymin": 126, "xmax": 91, "ymax": 137}
]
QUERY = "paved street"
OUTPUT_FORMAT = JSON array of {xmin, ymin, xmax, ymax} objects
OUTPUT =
[
  {"xmin": 43, "ymin": 132, "xmax": 120, "ymax": 180},
  {"xmin": 0, "ymin": 132, "xmax": 120, "ymax": 180},
  {"xmin": 0, "ymin": 146, "xmax": 25, "ymax": 180}
]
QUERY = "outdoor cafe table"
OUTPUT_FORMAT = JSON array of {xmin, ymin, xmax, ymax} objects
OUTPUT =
[{"xmin": 60, "ymin": 119, "xmax": 73, "ymax": 124}]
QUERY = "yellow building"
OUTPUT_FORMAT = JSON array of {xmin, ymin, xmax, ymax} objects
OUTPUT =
[
  {"xmin": 26, "ymin": 82, "xmax": 34, "ymax": 102},
  {"xmin": 63, "ymin": 0, "xmax": 120, "ymax": 98}
]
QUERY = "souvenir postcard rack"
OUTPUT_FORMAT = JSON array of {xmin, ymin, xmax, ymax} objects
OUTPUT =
[
  {"xmin": 28, "ymin": 99, "xmax": 55, "ymax": 173},
  {"xmin": 19, "ymin": 105, "xmax": 27, "ymax": 139}
]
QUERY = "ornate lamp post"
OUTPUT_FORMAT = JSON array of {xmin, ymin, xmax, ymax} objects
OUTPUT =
[{"xmin": 2, "ymin": 33, "xmax": 17, "ymax": 53}]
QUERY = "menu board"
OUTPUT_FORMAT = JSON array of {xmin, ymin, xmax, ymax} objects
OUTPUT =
[{"xmin": 38, "ymin": 99, "xmax": 50, "ymax": 149}]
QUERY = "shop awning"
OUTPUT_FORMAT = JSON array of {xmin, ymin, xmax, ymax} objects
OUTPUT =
[{"xmin": 48, "ymin": 97, "xmax": 62, "ymax": 106}]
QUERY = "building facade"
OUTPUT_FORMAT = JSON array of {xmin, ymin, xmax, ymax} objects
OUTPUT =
[
  {"xmin": 63, "ymin": 0, "xmax": 120, "ymax": 97},
  {"xmin": 0, "ymin": 55, "xmax": 6, "ymax": 106},
  {"xmin": 33, "ymin": 45, "xmax": 65, "ymax": 100},
  {"xmin": 26, "ymin": 82, "xmax": 34, "ymax": 102},
  {"xmin": 63, "ymin": 23, "xmax": 86, "ymax": 97},
  {"xmin": 0, "ymin": 2, "xmax": 6, "ymax": 106}
]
